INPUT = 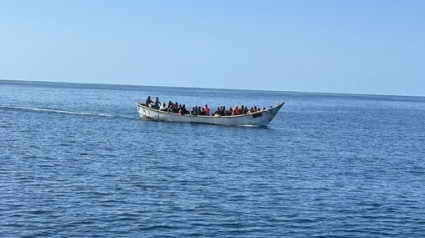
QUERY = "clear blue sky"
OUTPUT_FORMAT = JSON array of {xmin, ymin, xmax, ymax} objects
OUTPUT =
[{"xmin": 1, "ymin": 0, "xmax": 424, "ymax": 96}]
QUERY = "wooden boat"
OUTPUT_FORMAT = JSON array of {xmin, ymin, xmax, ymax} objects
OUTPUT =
[{"xmin": 136, "ymin": 102, "xmax": 284, "ymax": 127}]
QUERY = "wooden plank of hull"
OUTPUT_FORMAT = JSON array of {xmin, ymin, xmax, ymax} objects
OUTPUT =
[{"xmin": 136, "ymin": 102, "xmax": 284, "ymax": 127}]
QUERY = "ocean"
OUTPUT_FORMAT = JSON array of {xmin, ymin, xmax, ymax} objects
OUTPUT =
[{"xmin": 1, "ymin": 80, "xmax": 424, "ymax": 237}]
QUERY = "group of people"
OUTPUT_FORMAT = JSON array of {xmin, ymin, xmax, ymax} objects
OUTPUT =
[
  {"xmin": 146, "ymin": 96, "xmax": 190, "ymax": 114},
  {"xmin": 212, "ymin": 105, "xmax": 265, "ymax": 116},
  {"xmin": 145, "ymin": 96, "xmax": 267, "ymax": 117}
]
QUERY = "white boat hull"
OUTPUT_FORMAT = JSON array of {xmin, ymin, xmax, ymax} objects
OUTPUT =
[{"xmin": 137, "ymin": 102, "xmax": 284, "ymax": 127}]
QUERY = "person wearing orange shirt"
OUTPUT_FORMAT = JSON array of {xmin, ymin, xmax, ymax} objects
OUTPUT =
[
  {"xmin": 203, "ymin": 104, "xmax": 210, "ymax": 115},
  {"xmin": 233, "ymin": 106, "xmax": 240, "ymax": 115}
]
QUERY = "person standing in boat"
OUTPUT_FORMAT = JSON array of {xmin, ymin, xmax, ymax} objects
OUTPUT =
[
  {"xmin": 168, "ymin": 101, "xmax": 173, "ymax": 112},
  {"xmin": 146, "ymin": 96, "xmax": 153, "ymax": 107},
  {"xmin": 153, "ymin": 97, "xmax": 160, "ymax": 109}
]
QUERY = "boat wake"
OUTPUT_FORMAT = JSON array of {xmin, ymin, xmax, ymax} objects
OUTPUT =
[{"xmin": 0, "ymin": 106, "xmax": 135, "ymax": 120}]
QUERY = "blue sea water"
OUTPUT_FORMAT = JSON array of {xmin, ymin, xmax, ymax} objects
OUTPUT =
[{"xmin": 1, "ymin": 80, "xmax": 425, "ymax": 237}]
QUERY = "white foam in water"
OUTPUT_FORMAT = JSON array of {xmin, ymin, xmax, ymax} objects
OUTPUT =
[{"xmin": 1, "ymin": 106, "xmax": 113, "ymax": 118}]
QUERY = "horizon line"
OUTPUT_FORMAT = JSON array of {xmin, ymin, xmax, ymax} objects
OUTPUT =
[{"xmin": 1, "ymin": 78, "xmax": 424, "ymax": 98}]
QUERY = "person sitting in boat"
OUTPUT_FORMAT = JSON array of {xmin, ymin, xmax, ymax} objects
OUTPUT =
[
  {"xmin": 179, "ymin": 104, "xmax": 188, "ymax": 115},
  {"xmin": 228, "ymin": 107, "xmax": 233, "ymax": 116},
  {"xmin": 203, "ymin": 104, "xmax": 210, "ymax": 115},
  {"xmin": 168, "ymin": 101, "xmax": 174, "ymax": 112},
  {"xmin": 213, "ymin": 107, "xmax": 222, "ymax": 116},
  {"xmin": 190, "ymin": 106, "xmax": 197, "ymax": 116},
  {"xmin": 196, "ymin": 106, "xmax": 202, "ymax": 115},
  {"xmin": 146, "ymin": 96, "xmax": 153, "ymax": 107},
  {"xmin": 233, "ymin": 106, "xmax": 240, "ymax": 115},
  {"xmin": 240, "ymin": 105, "xmax": 245, "ymax": 114},
  {"xmin": 244, "ymin": 106, "xmax": 249, "ymax": 114},
  {"xmin": 160, "ymin": 103, "xmax": 167, "ymax": 111},
  {"xmin": 195, "ymin": 106, "xmax": 202, "ymax": 115},
  {"xmin": 197, "ymin": 106, "xmax": 204, "ymax": 115},
  {"xmin": 174, "ymin": 102, "xmax": 179, "ymax": 113},
  {"xmin": 152, "ymin": 97, "xmax": 160, "ymax": 109}
]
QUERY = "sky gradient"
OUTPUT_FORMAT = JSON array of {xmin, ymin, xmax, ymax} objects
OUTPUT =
[{"xmin": 1, "ymin": 0, "xmax": 424, "ymax": 96}]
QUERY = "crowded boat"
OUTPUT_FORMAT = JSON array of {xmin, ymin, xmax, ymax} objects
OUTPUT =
[{"xmin": 145, "ymin": 96, "xmax": 269, "ymax": 117}]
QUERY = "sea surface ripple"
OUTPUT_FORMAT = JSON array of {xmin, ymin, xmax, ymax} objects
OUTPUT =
[{"xmin": 1, "ymin": 80, "xmax": 425, "ymax": 237}]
